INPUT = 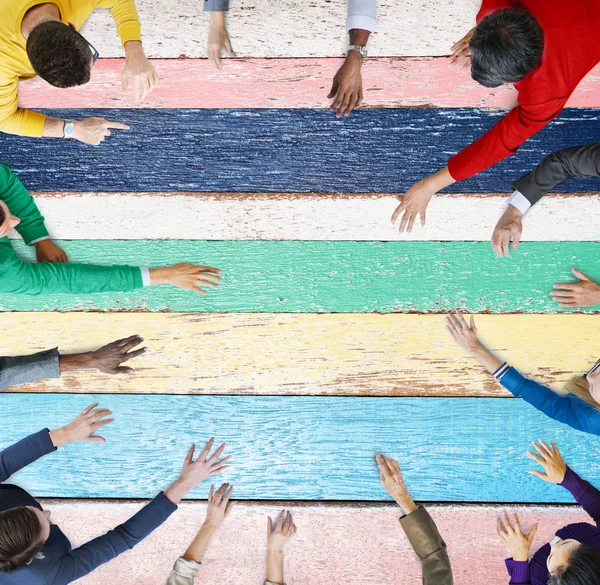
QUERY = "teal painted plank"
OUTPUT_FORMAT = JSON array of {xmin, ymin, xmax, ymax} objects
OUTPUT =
[
  {"xmin": 2, "ymin": 394, "xmax": 599, "ymax": 503},
  {"xmin": 1, "ymin": 240, "xmax": 599, "ymax": 313}
]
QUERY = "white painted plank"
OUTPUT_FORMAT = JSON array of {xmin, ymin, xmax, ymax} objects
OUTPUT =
[
  {"xmin": 80, "ymin": 0, "xmax": 480, "ymax": 59},
  {"xmin": 17, "ymin": 192, "xmax": 600, "ymax": 241}
]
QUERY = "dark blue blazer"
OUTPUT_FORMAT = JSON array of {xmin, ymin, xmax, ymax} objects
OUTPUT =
[{"xmin": 0, "ymin": 430, "xmax": 177, "ymax": 585}]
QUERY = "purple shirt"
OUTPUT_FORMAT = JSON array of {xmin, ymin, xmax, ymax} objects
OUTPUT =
[{"xmin": 505, "ymin": 466, "xmax": 600, "ymax": 584}]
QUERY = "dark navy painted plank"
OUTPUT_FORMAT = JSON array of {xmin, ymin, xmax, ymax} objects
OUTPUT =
[
  {"xmin": 0, "ymin": 109, "xmax": 599, "ymax": 193},
  {"xmin": 2, "ymin": 394, "xmax": 600, "ymax": 503},
  {"xmin": 1, "ymin": 240, "xmax": 600, "ymax": 313}
]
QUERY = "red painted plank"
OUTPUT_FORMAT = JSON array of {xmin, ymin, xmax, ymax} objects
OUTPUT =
[{"xmin": 18, "ymin": 58, "xmax": 600, "ymax": 109}]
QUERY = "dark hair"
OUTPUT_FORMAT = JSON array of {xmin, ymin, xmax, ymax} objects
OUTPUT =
[
  {"xmin": 26, "ymin": 21, "xmax": 92, "ymax": 88},
  {"xmin": 470, "ymin": 8, "xmax": 544, "ymax": 88},
  {"xmin": 549, "ymin": 543, "xmax": 600, "ymax": 585},
  {"xmin": 0, "ymin": 507, "xmax": 43, "ymax": 573},
  {"xmin": 0, "ymin": 204, "xmax": 5, "ymax": 228}
]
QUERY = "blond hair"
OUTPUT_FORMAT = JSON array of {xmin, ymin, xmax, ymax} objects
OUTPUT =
[{"xmin": 564, "ymin": 376, "xmax": 600, "ymax": 412}]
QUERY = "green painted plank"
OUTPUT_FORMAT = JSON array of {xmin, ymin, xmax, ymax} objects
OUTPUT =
[
  {"xmin": 3, "ymin": 393, "xmax": 600, "ymax": 502},
  {"xmin": 2, "ymin": 240, "xmax": 599, "ymax": 312}
]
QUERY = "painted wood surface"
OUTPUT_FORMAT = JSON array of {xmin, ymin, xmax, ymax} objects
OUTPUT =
[
  {"xmin": 1, "ymin": 240, "xmax": 599, "ymax": 313},
  {"xmin": 19, "ymin": 192, "xmax": 600, "ymax": 241},
  {"xmin": 20, "ymin": 58, "xmax": 600, "ymax": 110},
  {"xmin": 3, "ymin": 313, "xmax": 599, "ymax": 397},
  {"xmin": 79, "ymin": 0, "xmax": 480, "ymax": 59},
  {"xmin": 4, "ymin": 109, "xmax": 600, "ymax": 194},
  {"xmin": 4, "ymin": 393, "xmax": 600, "ymax": 502},
  {"xmin": 39, "ymin": 500, "xmax": 588, "ymax": 585}
]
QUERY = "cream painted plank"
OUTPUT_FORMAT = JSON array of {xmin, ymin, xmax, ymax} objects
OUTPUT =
[
  {"xmin": 41, "ymin": 499, "xmax": 585, "ymax": 585},
  {"xmin": 80, "ymin": 0, "xmax": 480, "ymax": 59},
  {"xmin": 15, "ymin": 192, "xmax": 600, "ymax": 242},
  {"xmin": 3, "ymin": 313, "xmax": 599, "ymax": 396}
]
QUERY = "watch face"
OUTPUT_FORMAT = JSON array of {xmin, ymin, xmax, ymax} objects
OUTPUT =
[{"xmin": 65, "ymin": 122, "xmax": 75, "ymax": 138}]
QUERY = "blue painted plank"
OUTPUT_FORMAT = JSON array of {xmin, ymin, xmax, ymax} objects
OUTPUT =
[
  {"xmin": 0, "ymin": 109, "xmax": 599, "ymax": 193},
  {"xmin": 2, "ymin": 394, "xmax": 600, "ymax": 503},
  {"xmin": 1, "ymin": 240, "xmax": 600, "ymax": 313}
]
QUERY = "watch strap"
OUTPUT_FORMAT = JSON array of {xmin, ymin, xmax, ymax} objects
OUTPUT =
[{"xmin": 347, "ymin": 44, "xmax": 367, "ymax": 58}]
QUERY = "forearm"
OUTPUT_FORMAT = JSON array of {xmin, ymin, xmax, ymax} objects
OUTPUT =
[
  {"xmin": 266, "ymin": 549, "xmax": 284, "ymax": 585},
  {"xmin": 59, "ymin": 353, "xmax": 96, "ymax": 373},
  {"xmin": 182, "ymin": 523, "xmax": 216, "ymax": 563},
  {"xmin": 164, "ymin": 478, "xmax": 193, "ymax": 505},
  {"xmin": 349, "ymin": 29, "xmax": 370, "ymax": 45},
  {"xmin": 467, "ymin": 343, "xmax": 503, "ymax": 374},
  {"xmin": 42, "ymin": 116, "xmax": 66, "ymax": 138}
]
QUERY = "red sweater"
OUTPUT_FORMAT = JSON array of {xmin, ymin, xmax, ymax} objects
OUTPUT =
[{"xmin": 447, "ymin": 0, "xmax": 600, "ymax": 182}]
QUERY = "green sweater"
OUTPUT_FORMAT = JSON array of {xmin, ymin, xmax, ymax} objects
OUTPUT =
[{"xmin": 0, "ymin": 165, "xmax": 144, "ymax": 295}]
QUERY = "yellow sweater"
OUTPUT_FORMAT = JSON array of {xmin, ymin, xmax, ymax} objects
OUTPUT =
[{"xmin": 0, "ymin": 0, "xmax": 142, "ymax": 137}]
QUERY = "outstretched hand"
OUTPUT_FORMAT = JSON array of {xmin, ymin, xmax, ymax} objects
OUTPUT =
[
  {"xmin": 267, "ymin": 510, "xmax": 297, "ymax": 552},
  {"xmin": 446, "ymin": 312, "xmax": 479, "ymax": 351},
  {"xmin": 497, "ymin": 512, "xmax": 538, "ymax": 562},
  {"xmin": 50, "ymin": 402, "xmax": 114, "ymax": 446},
  {"xmin": 492, "ymin": 206, "xmax": 523, "ymax": 257},
  {"xmin": 391, "ymin": 179, "xmax": 435, "ymax": 233},
  {"xmin": 328, "ymin": 52, "xmax": 364, "ymax": 117},
  {"xmin": 527, "ymin": 440, "xmax": 566, "ymax": 484},
  {"xmin": 203, "ymin": 483, "xmax": 235, "ymax": 528},
  {"xmin": 90, "ymin": 335, "xmax": 146, "ymax": 375},
  {"xmin": 208, "ymin": 13, "xmax": 236, "ymax": 69},
  {"xmin": 550, "ymin": 268, "xmax": 600, "ymax": 308}
]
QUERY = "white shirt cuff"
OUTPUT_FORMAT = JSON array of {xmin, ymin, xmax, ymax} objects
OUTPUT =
[
  {"xmin": 140, "ymin": 266, "xmax": 151, "ymax": 286},
  {"xmin": 172, "ymin": 557, "xmax": 202, "ymax": 579},
  {"xmin": 507, "ymin": 190, "xmax": 531, "ymax": 215},
  {"xmin": 27, "ymin": 235, "xmax": 51, "ymax": 246},
  {"xmin": 346, "ymin": 14, "xmax": 376, "ymax": 32}
]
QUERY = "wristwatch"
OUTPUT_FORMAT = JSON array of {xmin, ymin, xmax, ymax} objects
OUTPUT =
[
  {"xmin": 347, "ymin": 44, "xmax": 368, "ymax": 58},
  {"xmin": 63, "ymin": 120, "xmax": 75, "ymax": 139}
]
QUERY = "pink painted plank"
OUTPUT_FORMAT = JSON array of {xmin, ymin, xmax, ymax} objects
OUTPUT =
[
  {"xmin": 42, "ymin": 500, "xmax": 586, "ymax": 585},
  {"xmin": 18, "ymin": 57, "xmax": 600, "ymax": 109}
]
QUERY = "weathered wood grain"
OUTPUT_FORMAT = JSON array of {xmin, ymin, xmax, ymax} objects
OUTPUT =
[
  {"xmin": 20, "ymin": 58, "xmax": 600, "ymax": 110},
  {"xmin": 1, "ymin": 240, "xmax": 599, "ymax": 313},
  {"xmin": 3, "ymin": 313, "xmax": 599, "ymax": 396},
  {"xmin": 19, "ymin": 192, "xmax": 600, "ymax": 241},
  {"xmin": 4, "ymin": 109, "xmax": 600, "ymax": 193},
  {"xmin": 79, "ymin": 0, "xmax": 480, "ymax": 59},
  {"xmin": 39, "ymin": 500, "xmax": 587, "ymax": 585},
  {"xmin": 4, "ymin": 393, "xmax": 600, "ymax": 502}
]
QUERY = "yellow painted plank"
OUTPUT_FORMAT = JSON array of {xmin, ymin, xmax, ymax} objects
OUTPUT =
[{"xmin": 1, "ymin": 313, "xmax": 598, "ymax": 396}]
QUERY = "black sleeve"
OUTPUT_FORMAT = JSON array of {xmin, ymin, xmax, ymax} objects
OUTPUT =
[{"xmin": 511, "ymin": 142, "xmax": 600, "ymax": 207}]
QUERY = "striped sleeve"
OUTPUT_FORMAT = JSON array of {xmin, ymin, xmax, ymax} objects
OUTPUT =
[{"xmin": 493, "ymin": 362, "xmax": 510, "ymax": 381}]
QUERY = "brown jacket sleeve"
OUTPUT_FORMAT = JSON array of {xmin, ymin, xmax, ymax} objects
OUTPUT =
[{"xmin": 399, "ymin": 507, "xmax": 453, "ymax": 585}]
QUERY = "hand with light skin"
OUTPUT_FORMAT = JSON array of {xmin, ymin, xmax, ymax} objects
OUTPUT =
[
  {"xmin": 449, "ymin": 27, "xmax": 475, "ymax": 68},
  {"xmin": 121, "ymin": 41, "xmax": 158, "ymax": 102},
  {"xmin": 48, "ymin": 402, "xmax": 115, "ymax": 447},
  {"xmin": 328, "ymin": 29, "xmax": 370, "ymax": 117},
  {"xmin": 497, "ymin": 512, "xmax": 538, "ymax": 562},
  {"xmin": 164, "ymin": 438, "xmax": 231, "ymax": 505},
  {"xmin": 208, "ymin": 12, "xmax": 236, "ymax": 70},
  {"xmin": 550, "ymin": 268, "xmax": 600, "ymax": 308},
  {"xmin": 446, "ymin": 312, "xmax": 504, "ymax": 374},
  {"xmin": 527, "ymin": 440, "xmax": 567, "ymax": 484},
  {"xmin": 149, "ymin": 263, "xmax": 222, "ymax": 294},
  {"xmin": 266, "ymin": 510, "xmax": 297, "ymax": 585},
  {"xmin": 60, "ymin": 335, "xmax": 147, "ymax": 375},
  {"xmin": 376, "ymin": 454, "xmax": 417, "ymax": 515},
  {"xmin": 492, "ymin": 205, "xmax": 523, "ymax": 257},
  {"xmin": 181, "ymin": 483, "xmax": 235, "ymax": 563},
  {"xmin": 391, "ymin": 168, "xmax": 456, "ymax": 233}
]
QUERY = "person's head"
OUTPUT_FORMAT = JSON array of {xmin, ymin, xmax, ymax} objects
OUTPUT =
[
  {"xmin": 564, "ymin": 363, "xmax": 600, "ymax": 411},
  {"xmin": 470, "ymin": 8, "xmax": 544, "ymax": 88},
  {"xmin": 548, "ymin": 540, "xmax": 600, "ymax": 584},
  {"xmin": 26, "ymin": 21, "xmax": 95, "ymax": 87},
  {"xmin": 0, "ymin": 507, "xmax": 51, "ymax": 573},
  {"xmin": 0, "ymin": 200, "xmax": 20, "ymax": 238}
]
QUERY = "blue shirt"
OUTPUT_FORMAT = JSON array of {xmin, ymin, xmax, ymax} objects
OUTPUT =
[
  {"xmin": 495, "ymin": 365, "xmax": 600, "ymax": 436},
  {"xmin": 0, "ymin": 429, "xmax": 177, "ymax": 585}
]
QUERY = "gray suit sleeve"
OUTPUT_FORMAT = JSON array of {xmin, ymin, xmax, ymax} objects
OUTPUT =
[
  {"xmin": 399, "ymin": 507, "xmax": 453, "ymax": 585},
  {"xmin": 0, "ymin": 348, "xmax": 60, "ymax": 391},
  {"xmin": 203, "ymin": 0, "xmax": 229, "ymax": 11},
  {"xmin": 511, "ymin": 142, "xmax": 600, "ymax": 207}
]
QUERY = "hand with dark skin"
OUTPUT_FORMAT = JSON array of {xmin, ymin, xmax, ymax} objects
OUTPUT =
[
  {"xmin": 492, "ymin": 206, "xmax": 523, "ymax": 257},
  {"xmin": 35, "ymin": 239, "xmax": 69, "ymax": 263},
  {"xmin": 328, "ymin": 29, "xmax": 370, "ymax": 117},
  {"xmin": 59, "ymin": 335, "xmax": 147, "ymax": 375}
]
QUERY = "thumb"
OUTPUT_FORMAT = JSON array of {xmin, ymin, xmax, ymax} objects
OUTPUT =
[
  {"xmin": 327, "ymin": 79, "xmax": 338, "ymax": 99},
  {"xmin": 571, "ymin": 267, "xmax": 591, "ymax": 282},
  {"xmin": 115, "ymin": 366, "xmax": 135, "ymax": 375},
  {"xmin": 86, "ymin": 435, "xmax": 106, "ymax": 443},
  {"xmin": 121, "ymin": 71, "xmax": 128, "ymax": 92},
  {"xmin": 529, "ymin": 522, "xmax": 538, "ymax": 540},
  {"xmin": 224, "ymin": 38, "xmax": 236, "ymax": 56}
]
